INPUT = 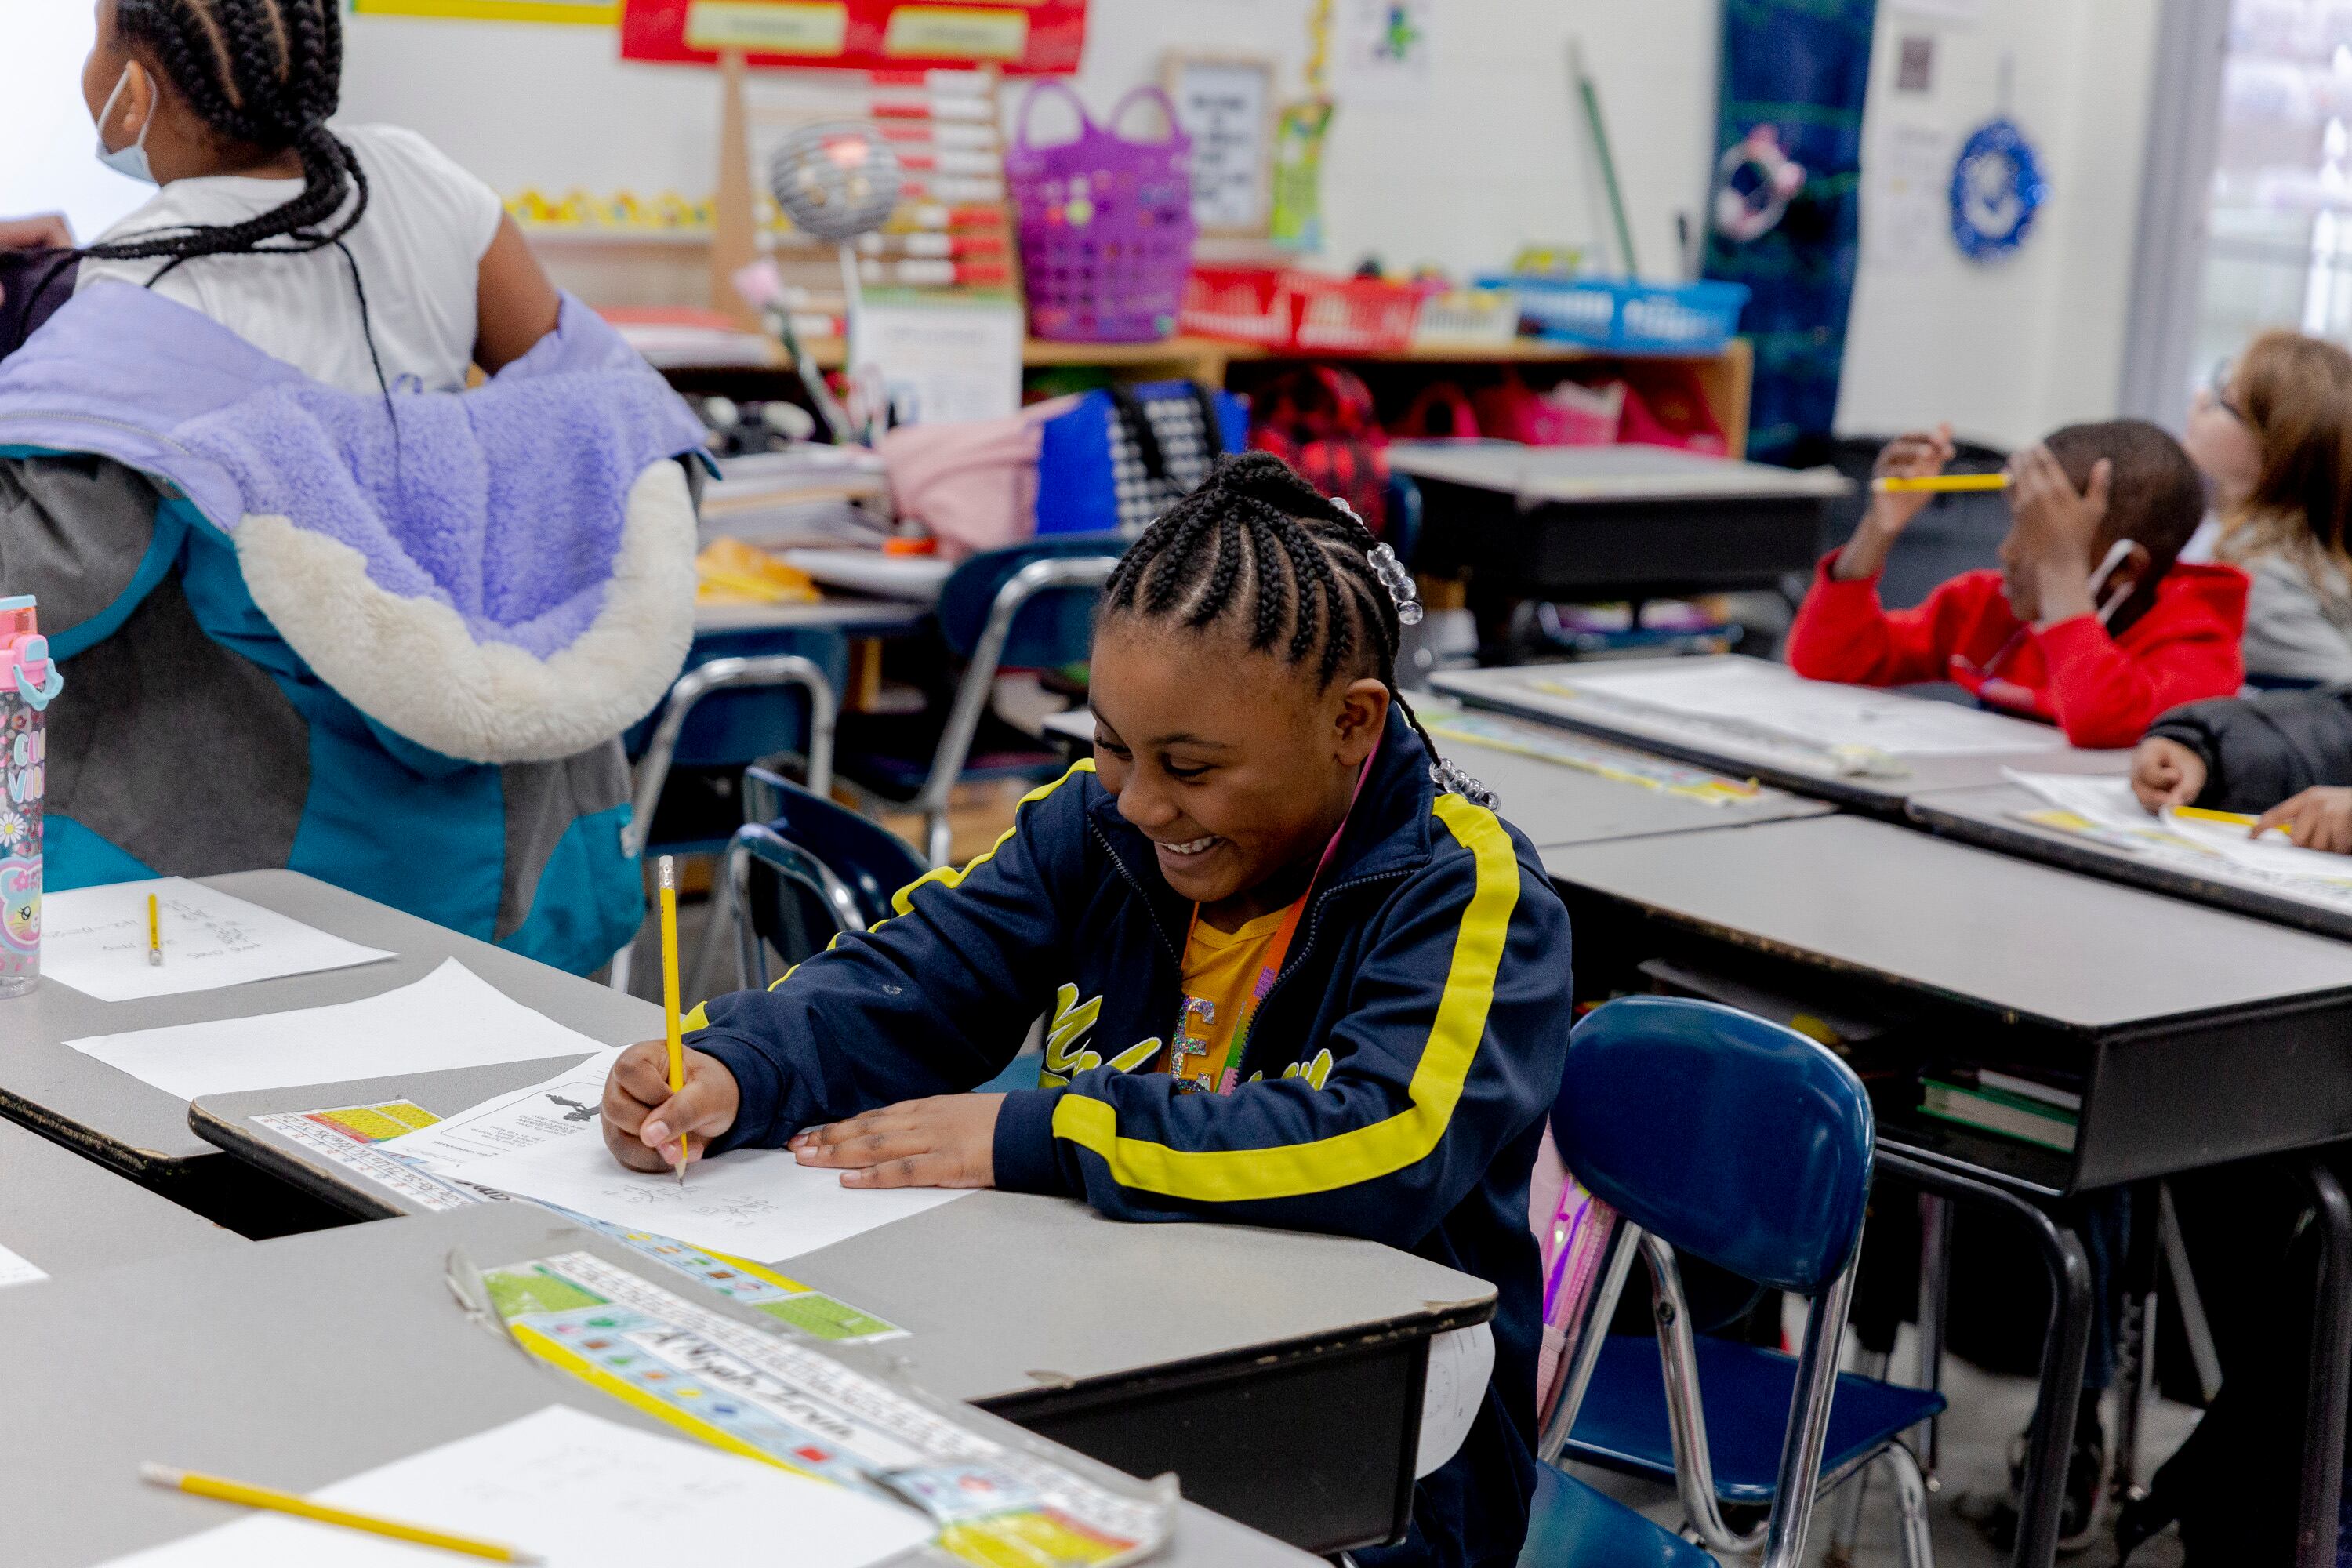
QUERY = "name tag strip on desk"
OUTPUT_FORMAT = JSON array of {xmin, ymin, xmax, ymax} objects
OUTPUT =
[
  {"xmin": 1422, "ymin": 710, "xmax": 1769, "ymax": 806},
  {"xmin": 253, "ymin": 1103, "xmax": 906, "ymax": 1344},
  {"xmin": 463, "ymin": 1249, "xmax": 1174, "ymax": 1568}
]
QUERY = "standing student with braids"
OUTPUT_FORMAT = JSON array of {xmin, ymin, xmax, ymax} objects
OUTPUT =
[
  {"xmin": 55, "ymin": 0, "xmax": 559, "ymax": 389},
  {"xmin": 600, "ymin": 452, "xmax": 1573, "ymax": 1567}
]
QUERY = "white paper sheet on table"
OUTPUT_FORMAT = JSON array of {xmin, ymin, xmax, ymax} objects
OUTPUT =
[
  {"xmin": 0, "ymin": 1240, "xmax": 49, "ymax": 1290},
  {"xmin": 446, "ymin": 1127, "xmax": 971, "ymax": 1262},
  {"xmin": 1556, "ymin": 659, "xmax": 2061, "ymax": 757},
  {"xmin": 98, "ymin": 1404, "xmax": 933, "ymax": 1568},
  {"xmin": 2005, "ymin": 771, "xmax": 2352, "ymax": 904},
  {"xmin": 64, "ymin": 960, "xmax": 608, "ymax": 1102},
  {"xmin": 38, "ymin": 879, "xmax": 393, "ymax": 1003},
  {"xmin": 375, "ymin": 1048, "xmax": 626, "ymax": 1171}
]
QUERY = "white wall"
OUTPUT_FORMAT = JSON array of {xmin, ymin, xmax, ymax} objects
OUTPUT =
[
  {"xmin": 1836, "ymin": 0, "xmax": 2164, "ymax": 448},
  {"xmin": 0, "ymin": 0, "xmax": 159, "ymax": 241},
  {"xmin": 333, "ymin": 0, "xmax": 1720, "ymax": 281},
  {"xmin": 5, "ymin": 0, "xmax": 2161, "ymax": 450}
]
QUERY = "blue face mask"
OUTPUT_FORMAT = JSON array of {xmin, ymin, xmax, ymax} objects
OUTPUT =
[{"xmin": 94, "ymin": 66, "xmax": 157, "ymax": 186}]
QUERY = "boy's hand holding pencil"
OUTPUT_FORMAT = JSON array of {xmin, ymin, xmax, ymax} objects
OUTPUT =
[{"xmin": 1832, "ymin": 423, "xmax": 1955, "ymax": 582}]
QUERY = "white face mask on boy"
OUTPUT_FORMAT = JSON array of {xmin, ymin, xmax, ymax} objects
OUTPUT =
[{"xmin": 94, "ymin": 64, "xmax": 158, "ymax": 186}]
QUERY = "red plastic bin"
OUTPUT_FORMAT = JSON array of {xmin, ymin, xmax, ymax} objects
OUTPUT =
[{"xmin": 1181, "ymin": 268, "xmax": 1421, "ymax": 354}]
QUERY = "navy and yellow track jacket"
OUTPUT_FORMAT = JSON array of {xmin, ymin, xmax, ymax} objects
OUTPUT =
[{"xmin": 690, "ymin": 710, "xmax": 1573, "ymax": 1566}]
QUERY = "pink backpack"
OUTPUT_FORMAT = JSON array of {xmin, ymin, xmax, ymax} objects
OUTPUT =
[{"xmin": 880, "ymin": 397, "xmax": 1078, "ymax": 559}]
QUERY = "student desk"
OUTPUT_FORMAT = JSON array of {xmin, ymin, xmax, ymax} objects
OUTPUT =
[
  {"xmin": 1542, "ymin": 812, "xmax": 2352, "ymax": 1568},
  {"xmin": 1390, "ymin": 440, "xmax": 1852, "ymax": 606},
  {"xmin": 1908, "ymin": 781, "xmax": 2352, "ymax": 942},
  {"xmin": 1433, "ymin": 658, "xmax": 2130, "ymax": 818},
  {"xmin": 0, "ymin": 1204, "xmax": 1326, "ymax": 1568},
  {"xmin": 0, "ymin": 871, "xmax": 655, "ymax": 1188},
  {"xmin": 190, "ymin": 1058, "xmax": 1489, "ymax": 1555},
  {"xmin": 1039, "ymin": 699, "xmax": 1837, "ymax": 849},
  {"xmin": 0, "ymin": 1119, "xmax": 245, "ymax": 1283}
]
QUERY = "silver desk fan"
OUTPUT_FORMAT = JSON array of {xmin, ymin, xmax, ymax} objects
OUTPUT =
[{"xmin": 769, "ymin": 122, "xmax": 904, "ymax": 442}]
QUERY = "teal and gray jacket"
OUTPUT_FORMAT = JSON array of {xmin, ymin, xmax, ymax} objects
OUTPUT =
[{"xmin": 0, "ymin": 282, "xmax": 706, "ymax": 973}]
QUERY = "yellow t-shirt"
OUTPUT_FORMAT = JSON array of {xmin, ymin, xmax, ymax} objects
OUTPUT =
[{"xmin": 1167, "ymin": 908, "xmax": 1285, "ymax": 1092}]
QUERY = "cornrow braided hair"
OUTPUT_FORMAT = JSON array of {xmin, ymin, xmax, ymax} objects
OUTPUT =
[
  {"xmin": 57, "ymin": 0, "xmax": 392, "ymax": 397},
  {"xmin": 1102, "ymin": 451, "xmax": 1497, "ymax": 808}
]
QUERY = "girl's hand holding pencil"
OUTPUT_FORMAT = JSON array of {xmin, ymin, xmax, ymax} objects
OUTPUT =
[{"xmin": 601, "ymin": 1040, "xmax": 741, "ymax": 1175}]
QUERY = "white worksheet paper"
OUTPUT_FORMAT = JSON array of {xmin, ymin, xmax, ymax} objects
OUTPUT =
[
  {"xmin": 1558, "ymin": 659, "xmax": 2062, "ymax": 757},
  {"xmin": 99, "ymin": 1403, "xmax": 933, "ymax": 1568},
  {"xmin": 375, "ymin": 1047, "xmax": 626, "ymax": 1171},
  {"xmin": 2009, "ymin": 771, "xmax": 2352, "ymax": 891},
  {"xmin": 64, "ymin": 960, "xmax": 608, "ymax": 1102},
  {"xmin": 447, "ymin": 1127, "xmax": 971, "ymax": 1262},
  {"xmin": 38, "ymin": 879, "xmax": 393, "ymax": 1003},
  {"xmin": 0, "ymin": 1240, "xmax": 49, "ymax": 1290}
]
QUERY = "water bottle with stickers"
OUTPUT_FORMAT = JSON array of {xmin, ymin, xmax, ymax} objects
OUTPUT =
[{"xmin": 0, "ymin": 597, "xmax": 61, "ymax": 1000}]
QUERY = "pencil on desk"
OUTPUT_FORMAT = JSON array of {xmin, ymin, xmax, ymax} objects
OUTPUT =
[
  {"xmin": 659, "ymin": 855, "xmax": 690, "ymax": 1186},
  {"xmin": 1871, "ymin": 473, "xmax": 2010, "ymax": 494},
  {"xmin": 147, "ymin": 892, "xmax": 162, "ymax": 967},
  {"xmin": 140, "ymin": 1464, "xmax": 542, "ymax": 1563},
  {"xmin": 2173, "ymin": 804, "xmax": 2292, "ymax": 840}
]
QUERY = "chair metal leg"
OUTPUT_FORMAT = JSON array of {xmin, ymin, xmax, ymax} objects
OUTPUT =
[
  {"xmin": 2157, "ymin": 1181, "xmax": 2223, "ymax": 1404},
  {"xmin": 1828, "ymin": 1349, "xmax": 1892, "ymax": 1559},
  {"xmin": 1877, "ymin": 1150, "xmax": 2092, "ymax": 1568},
  {"xmin": 1886, "ymin": 1443, "xmax": 1936, "ymax": 1568},
  {"xmin": 925, "ymin": 810, "xmax": 953, "ymax": 872},
  {"xmin": 2110, "ymin": 1184, "xmax": 2160, "ymax": 1507},
  {"xmin": 1828, "ymin": 1462, "xmax": 1874, "ymax": 1565},
  {"xmin": 1916, "ymin": 1192, "xmax": 1952, "ymax": 1481},
  {"xmin": 607, "ymin": 940, "xmax": 636, "ymax": 996},
  {"xmin": 2296, "ymin": 1163, "xmax": 2352, "ymax": 1568}
]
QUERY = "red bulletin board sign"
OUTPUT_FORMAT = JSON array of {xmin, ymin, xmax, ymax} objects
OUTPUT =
[{"xmin": 620, "ymin": 0, "xmax": 1087, "ymax": 74}]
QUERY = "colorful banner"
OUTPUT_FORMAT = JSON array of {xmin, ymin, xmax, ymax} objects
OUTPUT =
[
  {"xmin": 619, "ymin": 0, "xmax": 1087, "ymax": 74},
  {"xmin": 353, "ymin": 0, "xmax": 622, "ymax": 22}
]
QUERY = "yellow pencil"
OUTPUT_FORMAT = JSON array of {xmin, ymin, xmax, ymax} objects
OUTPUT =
[
  {"xmin": 141, "ymin": 1464, "xmax": 542, "ymax": 1563},
  {"xmin": 658, "ymin": 854, "xmax": 690, "ymax": 1186},
  {"xmin": 147, "ymin": 892, "xmax": 162, "ymax": 968},
  {"xmin": 1871, "ymin": 473, "xmax": 2011, "ymax": 494},
  {"xmin": 2174, "ymin": 804, "xmax": 2292, "ymax": 840}
]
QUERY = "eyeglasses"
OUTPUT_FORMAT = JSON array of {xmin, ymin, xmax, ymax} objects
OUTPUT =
[{"xmin": 2209, "ymin": 358, "xmax": 2248, "ymax": 423}]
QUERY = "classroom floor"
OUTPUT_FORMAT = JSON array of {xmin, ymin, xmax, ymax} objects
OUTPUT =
[{"xmin": 1563, "ymin": 1323, "xmax": 2200, "ymax": 1567}]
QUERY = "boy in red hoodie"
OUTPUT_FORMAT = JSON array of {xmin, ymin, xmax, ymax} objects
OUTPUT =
[{"xmin": 1787, "ymin": 419, "xmax": 2247, "ymax": 749}]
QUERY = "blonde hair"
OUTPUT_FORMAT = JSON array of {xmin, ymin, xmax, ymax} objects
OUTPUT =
[{"xmin": 2216, "ymin": 329, "xmax": 2352, "ymax": 576}]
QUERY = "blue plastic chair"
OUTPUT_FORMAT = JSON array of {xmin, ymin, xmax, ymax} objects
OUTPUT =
[
  {"xmin": 1526, "ymin": 996, "xmax": 1926, "ymax": 1568},
  {"xmin": 838, "ymin": 533, "xmax": 1126, "ymax": 867},
  {"xmin": 719, "ymin": 766, "xmax": 1037, "ymax": 1093}
]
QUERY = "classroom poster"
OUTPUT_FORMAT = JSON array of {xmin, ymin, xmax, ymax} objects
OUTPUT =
[
  {"xmin": 1330, "ymin": 0, "xmax": 1435, "ymax": 108},
  {"xmin": 619, "ymin": 0, "xmax": 1088, "ymax": 74},
  {"xmin": 1166, "ymin": 55, "xmax": 1276, "ymax": 234},
  {"xmin": 352, "ymin": 0, "xmax": 621, "ymax": 21}
]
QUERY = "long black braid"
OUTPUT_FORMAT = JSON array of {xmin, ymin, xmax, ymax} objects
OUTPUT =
[
  {"xmin": 1102, "ymin": 452, "xmax": 1496, "ymax": 806},
  {"xmin": 50, "ymin": 0, "xmax": 393, "ymax": 397}
]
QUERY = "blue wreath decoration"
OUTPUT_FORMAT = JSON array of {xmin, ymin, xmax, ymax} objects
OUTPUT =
[{"xmin": 1949, "ymin": 117, "xmax": 2046, "ymax": 262}]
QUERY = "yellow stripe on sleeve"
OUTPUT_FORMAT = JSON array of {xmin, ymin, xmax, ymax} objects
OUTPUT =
[{"xmin": 1049, "ymin": 793, "xmax": 1520, "ymax": 1202}]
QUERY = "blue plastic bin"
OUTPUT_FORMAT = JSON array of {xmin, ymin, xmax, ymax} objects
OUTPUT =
[{"xmin": 1477, "ymin": 274, "xmax": 1749, "ymax": 354}]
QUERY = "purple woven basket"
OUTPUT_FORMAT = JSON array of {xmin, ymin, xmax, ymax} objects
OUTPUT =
[{"xmin": 1008, "ymin": 83, "xmax": 1196, "ymax": 343}]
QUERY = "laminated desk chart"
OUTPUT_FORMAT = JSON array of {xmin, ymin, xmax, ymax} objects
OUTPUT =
[
  {"xmin": 465, "ymin": 1248, "xmax": 1175, "ymax": 1567},
  {"xmin": 257, "ymin": 1056, "xmax": 910, "ymax": 1345}
]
